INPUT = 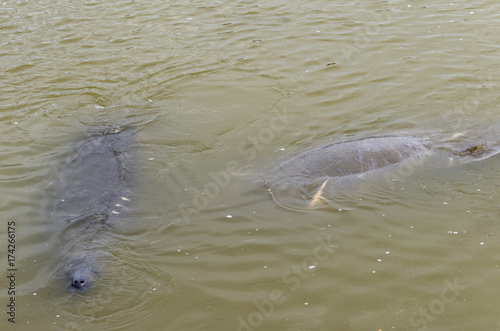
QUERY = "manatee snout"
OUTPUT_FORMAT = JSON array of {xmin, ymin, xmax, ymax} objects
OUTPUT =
[
  {"xmin": 70, "ymin": 270, "xmax": 93, "ymax": 289},
  {"xmin": 65, "ymin": 256, "xmax": 97, "ymax": 291}
]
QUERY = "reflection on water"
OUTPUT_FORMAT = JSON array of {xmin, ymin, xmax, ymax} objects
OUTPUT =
[{"xmin": 2, "ymin": 0, "xmax": 500, "ymax": 330}]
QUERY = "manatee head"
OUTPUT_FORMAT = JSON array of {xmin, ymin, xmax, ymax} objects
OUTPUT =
[
  {"xmin": 69, "ymin": 266, "xmax": 94, "ymax": 290},
  {"xmin": 64, "ymin": 255, "xmax": 98, "ymax": 291}
]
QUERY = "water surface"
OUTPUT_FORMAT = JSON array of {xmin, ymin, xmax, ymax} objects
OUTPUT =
[{"xmin": 1, "ymin": 0, "xmax": 500, "ymax": 330}]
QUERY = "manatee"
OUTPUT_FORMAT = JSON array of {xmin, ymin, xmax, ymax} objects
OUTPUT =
[
  {"xmin": 275, "ymin": 135, "xmax": 432, "ymax": 179},
  {"xmin": 267, "ymin": 134, "xmax": 500, "ymax": 208},
  {"xmin": 52, "ymin": 127, "xmax": 135, "ymax": 291}
]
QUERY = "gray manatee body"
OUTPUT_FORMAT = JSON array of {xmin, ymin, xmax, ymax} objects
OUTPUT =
[
  {"xmin": 276, "ymin": 135, "xmax": 432, "ymax": 179},
  {"xmin": 268, "ymin": 135, "xmax": 500, "ymax": 208},
  {"xmin": 53, "ymin": 127, "xmax": 135, "ymax": 290}
]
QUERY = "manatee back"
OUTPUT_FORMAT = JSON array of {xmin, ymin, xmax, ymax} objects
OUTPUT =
[
  {"xmin": 53, "ymin": 129, "xmax": 135, "ymax": 222},
  {"xmin": 276, "ymin": 135, "xmax": 430, "ymax": 179},
  {"xmin": 266, "ymin": 135, "xmax": 432, "ymax": 210}
]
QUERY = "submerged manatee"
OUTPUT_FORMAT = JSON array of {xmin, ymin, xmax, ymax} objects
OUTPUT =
[
  {"xmin": 275, "ymin": 135, "xmax": 431, "ymax": 179},
  {"xmin": 268, "ymin": 135, "xmax": 500, "ymax": 208},
  {"xmin": 53, "ymin": 127, "xmax": 135, "ymax": 290}
]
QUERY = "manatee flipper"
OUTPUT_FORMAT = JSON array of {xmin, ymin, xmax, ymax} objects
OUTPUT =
[{"xmin": 308, "ymin": 178, "xmax": 330, "ymax": 208}]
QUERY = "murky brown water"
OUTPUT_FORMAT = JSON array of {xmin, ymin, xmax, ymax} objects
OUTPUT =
[{"xmin": 2, "ymin": 0, "xmax": 500, "ymax": 330}]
